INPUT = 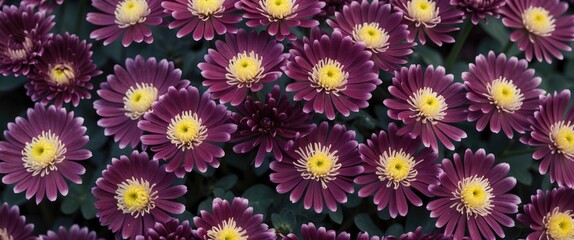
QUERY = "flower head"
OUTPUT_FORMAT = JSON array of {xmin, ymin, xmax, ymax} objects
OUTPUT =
[
  {"xmin": 135, "ymin": 218, "xmax": 194, "ymax": 240},
  {"xmin": 0, "ymin": 203, "xmax": 34, "ymax": 240},
  {"xmin": 38, "ymin": 224, "xmax": 103, "ymax": 240},
  {"xmin": 517, "ymin": 188, "xmax": 574, "ymax": 240},
  {"xmin": 450, "ymin": 0, "xmax": 506, "ymax": 24},
  {"xmin": 282, "ymin": 222, "xmax": 350, "ymax": 240}
]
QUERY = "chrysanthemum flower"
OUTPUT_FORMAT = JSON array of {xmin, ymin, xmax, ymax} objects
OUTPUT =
[
  {"xmin": 26, "ymin": 33, "xmax": 101, "ymax": 108},
  {"xmin": 0, "ymin": 203, "xmax": 34, "ymax": 240},
  {"xmin": 427, "ymin": 149, "xmax": 520, "ymax": 240},
  {"xmin": 450, "ymin": 0, "xmax": 506, "ymax": 24},
  {"xmin": 236, "ymin": 0, "xmax": 325, "ymax": 41},
  {"xmin": 200, "ymin": 30, "xmax": 288, "ymax": 105},
  {"xmin": 38, "ymin": 224, "xmax": 103, "ymax": 240},
  {"xmin": 355, "ymin": 123, "xmax": 439, "ymax": 218},
  {"xmin": 383, "ymin": 64, "xmax": 467, "ymax": 152},
  {"xmin": 135, "ymin": 218, "xmax": 194, "ymax": 240},
  {"xmin": 391, "ymin": 0, "xmax": 464, "ymax": 45},
  {"xmin": 520, "ymin": 90, "xmax": 574, "ymax": 188},
  {"xmin": 463, "ymin": 51, "xmax": 545, "ymax": 139},
  {"xmin": 139, "ymin": 86, "xmax": 236, "ymax": 177},
  {"xmin": 194, "ymin": 197, "xmax": 276, "ymax": 240},
  {"xmin": 93, "ymin": 151, "xmax": 187, "ymax": 240},
  {"xmin": 284, "ymin": 30, "xmax": 381, "ymax": 120},
  {"xmin": 517, "ymin": 188, "xmax": 574, "ymax": 240},
  {"xmin": 383, "ymin": 227, "xmax": 453, "ymax": 240},
  {"xmin": 21, "ymin": 0, "xmax": 64, "ymax": 12},
  {"xmin": 0, "ymin": 5, "xmax": 54, "ymax": 76},
  {"xmin": 94, "ymin": 56, "xmax": 189, "ymax": 149},
  {"xmin": 87, "ymin": 0, "xmax": 165, "ymax": 46},
  {"xmin": 282, "ymin": 222, "xmax": 350, "ymax": 240},
  {"xmin": 500, "ymin": 0, "xmax": 574, "ymax": 63},
  {"xmin": 0, "ymin": 103, "xmax": 91, "ymax": 204},
  {"xmin": 327, "ymin": 0, "xmax": 415, "ymax": 72},
  {"xmin": 161, "ymin": 0, "xmax": 241, "ymax": 40},
  {"xmin": 270, "ymin": 122, "xmax": 363, "ymax": 213},
  {"xmin": 231, "ymin": 85, "xmax": 313, "ymax": 167}
]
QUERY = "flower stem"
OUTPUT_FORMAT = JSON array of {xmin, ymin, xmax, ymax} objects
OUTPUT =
[
  {"xmin": 445, "ymin": 18, "xmax": 472, "ymax": 71},
  {"xmin": 502, "ymin": 41, "xmax": 514, "ymax": 55},
  {"xmin": 500, "ymin": 148, "xmax": 535, "ymax": 158}
]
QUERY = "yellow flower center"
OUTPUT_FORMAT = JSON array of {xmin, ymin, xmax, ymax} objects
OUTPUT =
[
  {"xmin": 522, "ymin": 6, "xmax": 555, "ymax": 37},
  {"xmin": 0, "ymin": 228, "xmax": 13, "ymax": 240},
  {"xmin": 294, "ymin": 143, "xmax": 342, "ymax": 189},
  {"xmin": 48, "ymin": 64, "xmax": 75, "ymax": 85},
  {"xmin": 352, "ymin": 22, "xmax": 390, "ymax": 52},
  {"xmin": 261, "ymin": 0, "xmax": 294, "ymax": 20},
  {"xmin": 407, "ymin": 87, "xmax": 447, "ymax": 124},
  {"xmin": 123, "ymin": 83, "xmax": 158, "ymax": 120},
  {"xmin": 22, "ymin": 130, "xmax": 67, "ymax": 177},
  {"xmin": 188, "ymin": 0, "xmax": 225, "ymax": 20},
  {"xmin": 309, "ymin": 58, "xmax": 349, "ymax": 95},
  {"xmin": 115, "ymin": 177, "xmax": 158, "ymax": 217},
  {"xmin": 114, "ymin": 0, "xmax": 150, "ymax": 28},
  {"xmin": 206, "ymin": 219, "xmax": 248, "ymax": 240},
  {"xmin": 452, "ymin": 176, "xmax": 494, "ymax": 218},
  {"xmin": 406, "ymin": 0, "xmax": 441, "ymax": 27},
  {"xmin": 225, "ymin": 51, "xmax": 265, "ymax": 88},
  {"xmin": 6, "ymin": 37, "xmax": 33, "ymax": 60},
  {"xmin": 544, "ymin": 208, "xmax": 574, "ymax": 240},
  {"xmin": 486, "ymin": 77, "xmax": 524, "ymax": 112},
  {"xmin": 550, "ymin": 121, "xmax": 574, "ymax": 158},
  {"xmin": 376, "ymin": 148, "xmax": 419, "ymax": 189},
  {"xmin": 167, "ymin": 110, "xmax": 208, "ymax": 150}
]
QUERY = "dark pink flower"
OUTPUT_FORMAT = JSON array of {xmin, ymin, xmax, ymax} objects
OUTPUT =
[
  {"xmin": 450, "ymin": 0, "xmax": 506, "ymax": 24},
  {"xmin": 0, "ymin": 203, "xmax": 34, "ymax": 240},
  {"xmin": 517, "ymin": 188, "xmax": 574, "ymax": 240},
  {"xmin": 38, "ymin": 224, "xmax": 103, "ymax": 240},
  {"xmin": 282, "ymin": 222, "xmax": 350, "ymax": 240}
]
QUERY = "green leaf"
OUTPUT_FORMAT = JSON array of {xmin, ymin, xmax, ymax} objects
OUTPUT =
[
  {"xmin": 385, "ymin": 224, "xmax": 405, "ymax": 237},
  {"xmin": 414, "ymin": 45, "xmax": 443, "ymax": 66},
  {"xmin": 214, "ymin": 174, "xmax": 237, "ymax": 191},
  {"xmin": 60, "ymin": 194, "xmax": 81, "ymax": 215},
  {"xmin": 501, "ymin": 153, "xmax": 533, "ymax": 185},
  {"xmin": 354, "ymin": 213, "xmax": 383, "ymax": 236},
  {"xmin": 242, "ymin": 184, "xmax": 277, "ymax": 216},
  {"xmin": 0, "ymin": 75, "xmax": 26, "ymax": 92},
  {"xmin": 81, "ymin": 194, "xmax": 97, "ymax": 219},
  {"xmin": 2, "ymin": 188, "xmax": 27, "ymax": 206},
  {"xmin": 480, "ymin": 16, "xmax": 510, "ymax": 47},
  {"xmin": 328, "ymin": 208, "xmax": 343, "ymax": 224}
]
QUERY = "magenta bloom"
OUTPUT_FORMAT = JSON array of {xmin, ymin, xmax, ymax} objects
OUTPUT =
[
  {"xmin": 327, "ymin": 0, "xmax": 415, "ymax": 72},
  {"xmin": 93, "ymin": 151, "xmax": 187, "ymax": 240},
  {"xmin": 200, "ymin": 30, "xmax": 288, "ymax": 105},
  {"xmin": 21, "ymin": 0, "xmax": 64, "ymax": 12},
  {"xmin": 450, "ymin": 0, "xmax": 506, "ymax": 24},
  {"xmin": 0, "ymin": 203, "xmax": 34, "ymax": 240},
  {"xmin": 0, "ymin": 5, "xmax": 54, "ymax": 76},
  {"xmin": 38, "ymin": 225, "xmax": 103, "ymax": 240},
  {"xmin": 500, "ymin": 0, "xmax": 574, "ymax": 63},
  {"xmin": 87, "ymin": 0, "xmax": 165, "ymax": 46},
  {"xmin": 517, "ymin": 188, "xmax": 574, "ymax": 240},
  {"xmin": 135, "ymin": 219, "xmax": 194, "ymax": 240},
  {"xmin": 0, "ymin": 103, "xmax": 91, "ymax": 204},
  {"xmin": 384, "ymin": 64, "xmax": 467, "ymax": 152},
  {"xmin": 391, "ymin": 0, "xmax": 463, "ymax": 45},
  {"xmin": 427, "ymin": 149, "xmax": 520, "ymax": 240},
  {"xmin": 520, "ymin": 90, "xmax": 574, "ymax": 188},
  {"xmin": 161, "ymin": 0, "xmax": 241, "ymax": 40},
  {"xmin": 139, "ymin": 86, "xmax": 236, "ymax": 177},
  {"xmin": 270, "ymin": 122, "xmax": 363, "ymax": 213},
  {"xmin": 463, "ymin": 51, "xmax": 545, "ymax": 139},
  {"xmin": 94, "ymin": 56, "xmax": 189, "ymax": 149},
  {"xmin": 284, "ymin": 30, "xmax": 381, "ymax": 120},
  {"xmin": 194, "ymin": 197, "xmax": 276, "ymax": 240},
  {"xmin": 231, "ymin": 85, "xmax": 313, "ymax": 167},
  {"xmin": 236, "ymin": 0, "xmax": 325, "ymax": 41},
  {"xmin": 355, "ymin": 123, "xmax": 439, "ymax": 218},
  {"xmin": 282, "ymin": 222, "xmax": 350, "ymax": 240},
  {"xmin": 356, "ymin": 232, "xmax": 380, "ymax": 240}
]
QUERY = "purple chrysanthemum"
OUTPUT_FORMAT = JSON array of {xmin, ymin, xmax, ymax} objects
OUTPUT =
[
  {"xmin": 517, "ymin": 188, "xmax": 574, "ymax": 240},
  {"xmin": 383, "ymin": 64, "xmax": 467, "ymax": 152},
  {"xmin": 231, "ymin": 85, "xmax": 313, "ymax": 167},
  {"xmin": 0, "ymin": 103, "xmax": 91, "ymax": 204},
  {"xmin": 38, "ymin": 224, "xmax": 103, "ymax": 240},
  {"xmin": 0, "ymin": 203, "xmax": 34, "ymax": 240},
  {"xmin": 236, "ymin": 0, "xmax": 325, "ymax": 41},
  {"xmin": 327, "ymin": 0, "xmax": 415, "ymax": 72},
  {"xmin": 383, "ymin": 227, "xmax": 453, "ymax": 240},
  {"xmin": 94, "ymin": 55, "xmax": 189, "ymax": 149},
  {"xmin": 26, "ymin": 33, "xmax": 101, "ymax": 108},
  {"xmin": 0, "ymin": 5, "xmax": 54, "ymax": 76},
  {"xmin": 139, "ymin": 86, "xmax": 236, "ymax": 177},
  {"xmin": 21, "ymin": 0, "xmax": 64, "ymax": 12},
  {"xmin": 391, "ymin": 0, "xmax": 464, "ymax": 46},
  {"xmin": 270, "ymin": 122, "xmax": 363, "ymax": 213},
  {"xmin": 520, "ymin": 90, "xmax": 574, "ymax": 188},
  {"xmin": 427, "ymin": 149, "xmax": 520, "ymax": 240},
  {"xmin": 87, "ymin": 0, "xmax": 165, "ymax": 46},
  {"xmin": 355, "ymin": 123, "xmax": 439, "ymax": 218},
  {"xmin": 500, "ymin": 0, "xmax": 574, "ymax": 63},
  {"xmin": 194, "ymin": 197, "xmax": 276, "ymax": 240},
  {"xmin": 282, "ymin": 222, "xmax": 350, "ymax": 240},
  {"xmin": 463, "ymin": 51, "xmax": 545, "ymax": 139},
  {"xmin": 450, "ymin": 0, "xmax": 506, "ymax": 24},
  {"xmin": 161, "ymin": 0, "xmax": 241, "ymax": 40},
  {"xmin": 284, "ymin": 30, "xmax": 381, "ymax": 120},
  {"xmin": 135, "ymin": 218, "xmax": 194, "ymax": 240},
  {"xmin": 200, "ymin": 30, "xmax": 288, "ymax": 105},
  {"xmin": 93, "ymin": 151, "xmax": 187, "ymax": 240}
]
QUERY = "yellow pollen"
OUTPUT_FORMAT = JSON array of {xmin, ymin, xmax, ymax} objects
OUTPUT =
[
  {"xmin": 486, "ymin": 77, "xmax": 524, "ymax": 112},
  {"xmin": 123, "ymin": 83, "xmax": 158, "ymax": 120},
  {"xmin": 6, "ymin": 37, "xmax": 33, "ymax": 60},
  {"xmin": 261, "ymin": 0, "xmax": 294, "ymax": 20},
  {"xmin": 294, "ymin": 143, "xmax": 342, "ymax": 189},
  {"xmin": 550, "ymin": 121, "xmax": 574, "ymax": 158},
  {"xmin": 522, "ymin": 6, "xmax": 555, "ymax": 37},
  {"xmin": 167, "ymin": 110, "xmax": 208, "ymax": 150},
  {"xmin": 188, "ymin": 0, "xmax": 225, "ymax": 20},
  {"xmin": 115, "ymin": 177, "xmax": 158, "ymax": 217},
  {"xmin": 352, "ymin": 22, "xmax": 390, "ymax": 52},
  {"xmin": 48, "ymin": 64, "xmax": 75, "ymax": 85},
  {"xmin": 114, "ymin": 0, "xmax": 150, "ymax": 28},
  {"xmin": 0, "ymin": 228, "xmax": 13, "ymax": 240},
  {"xmin": 376, "ymin": 148, "xmax": 419, "ymax": 189},
  {"xmin": 544, "ymin": 208, "xmax": 574, "ymax": 240},
  {"xmin": 406, "ymin": 0, "xmax": 441, "ymax": 27},
  {"xmin": 407, "ymin": 87, "xmax": 447, "ymax": 124},
  {"xmin": 206, "ymin": 219, "xmax": 248, "ymax": 240},
  {"xmin": 22, "ymin": 130, "xmax": 67, "ymax": 177},
  {"xmin": 225, "ymin": 51, "xmax": 265, "ymax": 88},
  {"xmin": 309, "ymin": 58, "xmax": 348, "ymax": 95},
  {"xmin": 451, "ymin": 175, "xmax": 494, "ymax": 218}
]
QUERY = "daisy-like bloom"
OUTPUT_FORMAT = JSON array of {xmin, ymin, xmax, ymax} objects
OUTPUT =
[
  {"xmin": 0, "ymin": 203, "xmax": 34, "ymax": 240},
  {"xmin": 427, "ymin": 149, "xmax": 520, "ymax": 240},
  {"xmin": 94, "ymin": 56, "xmax": 189, "ymax": 149},
  {"xmin": 135, "ymin": 219, "xmax": 194, "ymax": 240},
  {"xmin": 38, "ymin": 224, "xmax": 103, "ymax": 240},
  {"xmin": 391, "ymin": 0, "xmax": 463, "ymax": 45},
  {"xmin": 463, "ymin": 51, "xmax": 545, "ymax": 139},
  {"xmin": 284, "ymin": 30, "xmax": 381, "ymax": 120},
  {"xmin": 0, "ymin": 5, "xmax": 54, "ymax": 76},
  {"xmin": 231, "ymin": 85, "xmax": 313, "ymax": 167},
  {"xmin": 93, "ymin": 151, "xmax": 187, "ymax": 239},
  {"xmin": 0, "ymin": 104, "xmax": 91, "ymax": 204},
  {"xmin": 86, "ymin": 0, "xmax": 165, "ymax": 46},
  {"xmin": 327, "ymin": 0, "xmax": 415, "ymax": 72},
  {"xmin": 200, "ymin": 30, "xmax": 288, "ymax": 105},
  {"xmin": 520, "ymin": 90, "xmax": 574, "ymax": 188},
  {"xmin": 383, "ymin": 64, "xmax": 467, "ymax": 152},
  {"xmin": 270, "ymin": 122, "xmax": 363, "ymax": 213},
  {"xmin": 282, "ymin": 222, "xmax": 350, "ymax": 240},
  {"xmin": 236, "ymin": 0, "xmax": 325, "ymax": 41},
  {"xmin": 355, "ymin": 123, "xmax": 439, "ymax": 218},
  {"xmin": 161, "ymin": 0, "xmax": 241, "ymax": 40},
  {"xmin": 500, "ymin": 0, "xmax": 574, "ymax": 63},
  {"xmin": 139, "ymin": 86, "xmax": 236, "ymax": 177},
  {"xmin": 26, "ymin": 33, "xmax": 101, "ymax": 108},
  {"xmin": 21, "ymin": 0, "xmax": 64, "ymax": 12},
  {"xmin": 517, "ymin": 188, "xmax": 574, "ymax": 240},
  {"xmin": 194, "ymin": 197, "xmax": 276, "ymax": 240},
  {"xmin": 383, "ymin": 227, "xmax": 453, "ymax": 240},
  {"xmin": 450, "ymin": 0, "xmax": 506, "ymax": 24}
]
